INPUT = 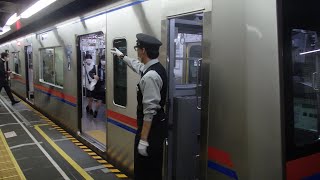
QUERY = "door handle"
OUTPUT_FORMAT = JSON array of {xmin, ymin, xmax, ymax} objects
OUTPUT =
[
  {"xmin": 196, "ymin": 58, "xmax": 202, "ymax": 110},
  {"xmin": 162, "ymin": 138, "xmax": 169, "ymax": 180},
  {"xmin": 313, "ymin": 72, "xmax": 319, "ymax": 91}
]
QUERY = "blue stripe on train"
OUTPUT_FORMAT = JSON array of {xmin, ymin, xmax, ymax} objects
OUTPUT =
[
  {"xmin": 208, "ymin": 160, "xmax": 238, "ymax": 180},
  {"xmin": 82, "ymin": 0, "xmax": 147, "ymax": 21},
  {"xmin": 303, "ymin": 173, "xmax": 320, "ymax": 180},
  {"xmin": 107, "ymin": 118, "xmax": 137, "ymax": 134},
  {"xmin": 35, "ymin": 89, "xmax": 77, "ymax": 107}
]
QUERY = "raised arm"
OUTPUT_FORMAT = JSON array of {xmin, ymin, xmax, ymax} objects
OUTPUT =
[{"xmin": 111, "ymin": 48, "xmax": 144, "ymax": 74}]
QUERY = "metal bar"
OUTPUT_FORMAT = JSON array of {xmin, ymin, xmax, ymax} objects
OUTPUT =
[
  {"xmin": 162, "ymin": 138, "xmax": 169, "ymax": 180},
  {"xmin": 313, "ymin": 72, "xmax": 318, "ymax": 90},
  {"xmin": 196, "ymin": 58, "xmax": 202, "ymax": 110}
]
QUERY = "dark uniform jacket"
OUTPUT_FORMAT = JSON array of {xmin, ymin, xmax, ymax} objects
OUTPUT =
[{"xmin": 0, "ymin": 59, "xmax": 9, "ymax": 84}]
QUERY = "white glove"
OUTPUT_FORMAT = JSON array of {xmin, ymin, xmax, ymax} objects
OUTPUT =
[
  {"xmin": 138, "ymin": 140, "xmax": 149, "ymax": 156},
  {"xmin": 110, "ymin": 48, "xmax": 124, "ymax": 57}
]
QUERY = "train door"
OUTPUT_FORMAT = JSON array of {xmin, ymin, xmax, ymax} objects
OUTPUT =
[
  {"xmin": 77, "ymin": 32, "xmax": 107, "ymax": 149},
  {"xmin": 282, "ymin": 0, "xmax": 320, "ymax": 179},
  {"xmin": 166, "ymin": 13, "xmax": 207, "ymax": 180},
  {"xmin": 25, "ymin": 45, "xmax": 34, "ymax": 104}
]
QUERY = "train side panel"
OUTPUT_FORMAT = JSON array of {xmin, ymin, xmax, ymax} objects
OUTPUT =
[
  {"xmin": 207, "ymin": 0, "xmax": 282, "ymax": 179},
  {"xmin": 106, "ymin": 0, "xmax": 161, "ymax": 173},
  {"xmin": 30, "ymin": 14, "xmax": 107, "ymax": 131},
  {"xmin": 245, "ymin": 0, "xmax": 282, "ymax": 179}
]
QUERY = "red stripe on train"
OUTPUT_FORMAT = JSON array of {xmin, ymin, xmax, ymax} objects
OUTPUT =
[
  {"xmin": 34, "ymin": 84, "xmax": 77, "ymax": 104},
  {"xmin": 12, "ymin": 75, "xmax": 26, "ymax": 83},
  {"xmin": 107, "ymin": 110, "xmax": 137, "ymax": 128},
  {"xmin": 208, "ymin": 146, "xmax": 234, "ymax": 168},
  {"xmin": 286, "ymin": 152, "xmax": 320, "ymax": 180},
  {"xmin": 11, "ymin": 76, "xmax": 77, "ymax": 104}
]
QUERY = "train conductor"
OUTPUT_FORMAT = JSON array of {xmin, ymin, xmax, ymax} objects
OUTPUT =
[{"xmin": 111, "ymin": 33, "xmax": 167, "ymax": 180}]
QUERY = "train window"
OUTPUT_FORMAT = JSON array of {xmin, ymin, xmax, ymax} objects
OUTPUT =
[
  {"xmin": 54, "ymin": 47, "xmax": 64, "ymax": 87},
  {"xmin": 174, "ymin": 33, "xmax": 202, "ymax": 85},
  {"xmin": 188, "ymin": 45, "xmax": 202, "ymax": 84},
  {"xmin": 113, "ymin": 38, "xmax": 127, "ymax": 107},
  {"xmin": 291, "ymin": 29, "xmax": 320, "ymax": 146},
  {"xmin": 11, "ymin": 52, "xmax": 21, "ymax": 75},
  {"xmin": 40, "ymin": 47, "xmax": 64, "ymax": 87}
]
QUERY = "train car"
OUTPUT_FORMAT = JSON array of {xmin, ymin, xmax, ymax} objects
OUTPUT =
[{"xmin": 0, "ymin": 0, "xmax": 319, "ymax": 179}]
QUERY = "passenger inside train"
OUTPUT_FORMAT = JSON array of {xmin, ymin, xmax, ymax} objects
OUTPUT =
[
  {"xmin": 83, "ymin": 53, "xmax": 96, "ymax": 116},
  {"xmin": 92, "ymin": 54, "xmax": 106, "ymax": 118}
]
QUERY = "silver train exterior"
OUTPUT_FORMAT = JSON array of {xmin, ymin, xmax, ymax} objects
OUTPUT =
[{"xmin": 1, "ymin": 0, "xmax": 318, "ymax": 179}]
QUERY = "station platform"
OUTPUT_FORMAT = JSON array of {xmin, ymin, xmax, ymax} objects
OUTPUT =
[{"xmin": 0, "ymin": 92, "xmax": 128, "ymax": 180}]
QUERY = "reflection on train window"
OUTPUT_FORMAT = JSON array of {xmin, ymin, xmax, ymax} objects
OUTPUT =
[
  {"xmin": 12, "ymin": 52, "xmax": 21, "ymax": 75},
  {"xmin": 292, "ymin": 29, "xmax": 320, "ymax": 146},
  {"xmin": 113, "ymin": 38, "xmax": 127, "ymax": 107},
  {"xmin": 40, "ymin": 47, "xmax": 64, "ymax": 87},
  {"xmin": 174, "ymin": 34, "xmax": 202, "ymax": 85}
]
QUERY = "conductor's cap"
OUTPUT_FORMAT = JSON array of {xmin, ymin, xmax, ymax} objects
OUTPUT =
[{"xmin": 135, "ymin": 33, "xmax": 162, "ymax": 51}]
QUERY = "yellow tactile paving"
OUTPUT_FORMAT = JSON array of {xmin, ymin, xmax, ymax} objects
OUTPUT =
[
  {"xmin": 97, "ymin": 160, "xmax": 108, "ymax": 164},
  {"xmin": 34, "ymin": 125, "xmax": 93, "ymax": 180},
  {"xmin": 17, "ymin": 96, "xmax": 129, "ymax": 179},
  {"xmin": 104, "ymin": 164, "xmax": 114, "ymax": 168},
  {"xmin": 109, "ymin": 169, "xmax": 120, "ymax": 173},
  {"xmin": 0, "ymin": 130, "xmax": 26, "ymax": 180},
  {"xmin": 92, "ymin": 156, "xmax": 102, "ymax": 160},
  {"xmin": 115, "ymin": 174, "xmax": 128, "ymax": 178},
  {"xmin": 88, "ymin": 152, "xmax": 97, "ymax": 156}
]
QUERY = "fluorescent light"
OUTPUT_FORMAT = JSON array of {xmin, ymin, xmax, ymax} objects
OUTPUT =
[
  {"xmin": 0, "ymin": 26, "xmax": 11, "ymax": 36},
  {"xmin": 300, "ymin": 49, "xmax": 320, "ymax": 55},
  {"xmin": 6, "ymin": 13, "xmax": 20, "ymax": 26},
  {"xmin": 21, "ymin": 0, "xmax": 57, "ymax": 19}
]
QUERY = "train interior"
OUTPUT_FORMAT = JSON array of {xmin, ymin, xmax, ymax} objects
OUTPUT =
[{"xmin": 25, "ymin": 45, "xmax": 34, "ymax": 104}]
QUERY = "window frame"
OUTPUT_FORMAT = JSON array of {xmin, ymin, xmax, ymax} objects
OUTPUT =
[
  {"xmin": 282, "ymin": 25, "xmax": 320, "ymax": 162},
  {"xmin": 39, "ymin": 46, "xmax": 64, "ymax": 89},
  {"xmin": 11, "ymin": 51, "xmax": 22, "ymax": 76},
  {"xmin": 113, "ymin": 38, "xmax": 127, "ymax": 108}
]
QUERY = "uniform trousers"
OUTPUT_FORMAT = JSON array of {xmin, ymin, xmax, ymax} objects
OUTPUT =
[
  {"xmin": 134, "ymin": 118, "xmax": 167, "ymax": 180},
  {"xmin": 0, "ymin": 81, "xmax": 15, "ymax": 103}
]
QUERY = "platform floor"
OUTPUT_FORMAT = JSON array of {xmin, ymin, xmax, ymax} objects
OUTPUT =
[{"xmin": 0, "ymin": 92, "xmax": 128, "ymax": 180}]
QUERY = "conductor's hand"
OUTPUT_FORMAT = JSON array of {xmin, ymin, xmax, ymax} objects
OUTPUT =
[
  {"xmin": 94, "ymin": 75, "xmax": 99, "ymax": 80},
  {"xmin": 138, "ymin": 140, "xmax": 149, "ymax": 156},
  {"xmin": 110, "ymin": 48, "xmax": 124, "ymax": 57}
]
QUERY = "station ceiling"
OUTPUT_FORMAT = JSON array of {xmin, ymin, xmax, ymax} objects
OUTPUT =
[
  {"xmin": 0, "ymin": 0, "xmax": 37, "ymax": 27},
  {"xmin": 0, "ymin": 0, "xmax": 111, "ymax": 43}
]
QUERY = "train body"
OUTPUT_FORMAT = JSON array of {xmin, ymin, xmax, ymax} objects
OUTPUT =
[{"xmin": 0, "ymin": 0, "xmax": 319, "ymax": 179}]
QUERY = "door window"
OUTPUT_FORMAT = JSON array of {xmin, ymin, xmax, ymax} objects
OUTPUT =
[
  {"xmin": 113, "ymin": 38, "xmax": 127, "ymax": 107},
  {"xmin": 12, "ymin": 52, "xmax": 21, "ymax": 75},
  {"xmin": 292, "ymin": 29, "xmax": 320, "ymax": 146}
]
